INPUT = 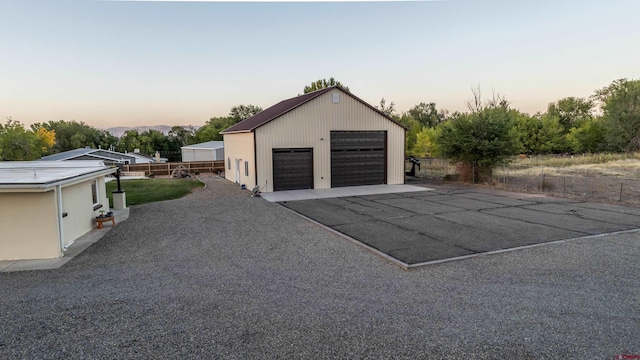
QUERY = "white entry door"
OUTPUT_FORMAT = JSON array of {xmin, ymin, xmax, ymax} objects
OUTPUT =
[{"xmin": 235, "ymin": 159, "xmax": 241, "ymax": 183}]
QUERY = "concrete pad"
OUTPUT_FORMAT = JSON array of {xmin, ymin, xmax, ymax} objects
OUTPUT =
[
  {"xmin": 419, "ymin": 194, "xmax": 507, "ymax": 210},
  {"xmin": 261, "ymin": 184, "xmax": 432, "ymax": 202},
  {"xmin": 282, "ymin": 200, "xmax": 372, "ymax": 226},
  {"xmin": 396, "ymin": 190, "xmax": 442, "ymax": 197},
  {"xmin": 332, "ymin": 221, "xmax": 475, "ymax": 264},
  {"xmin": 482, "ymin": 207, "xmax": 632, "ymax": 235},
  {"xmin": 375, "ymin": 197, "xmax": 464, "ymax": 215},
  {"xmin": 523, "ymin": 203, "xmax": 640, "ymax": 227},
  {"xmin": 279, "ymin": 185, "xmax": 640, "ymax": 266},
  {"xmin": 355, "ymin": 193, "xmax": 406, "ymax": 200},
  {"xmin": 434, "ymin": 210, "xmax": 586, "ymax": 246},
  {"xmin": 343, "ymin": 201, "xmax": 414, "ymax": 219},
  {"xmin": 572, "ymin": 202, "xmax": 640, "ymax": 216},
  {"xmin": 453, "ymin": 192, "xmax": 539, "ymax": 206}
]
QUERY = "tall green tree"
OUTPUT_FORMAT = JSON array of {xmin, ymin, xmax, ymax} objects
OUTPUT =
[
  {"xmin": 0, "ymin": 119, "xmax": 46, "ymax": 160},
  {"xmin": 408, "ymin": 102, "xmax": 445, "ymax": 128},
  {"xmin": 303, "ymin": 77, "xmax": 349, "ymax": 93},
  {"xmin": 192, "ymin": 117, "xmax": 235, "ymax": 143},
  {"xmin": 229, "ymin": 105, "xmax": 262, "ymax": 122},
  {"xmin": 34, "ymin": 120, "xmax": 117, "ymax": 153},
  {"xmin": 397, "ymin": 114, "xmax": 421, "ymax": 155},
  {"xmin": 139, "ymin": 129, "xmax": 172, "ymax": 155},
  {"xmin": 535, "ymin": 114, "xmax": 567, "ymax": 154},
  {"xmin": 566, "ymin": 118, "xmax": 607, "ymax": 153},
  {"xmin": 377, "ymin": 98, "xmax": 397, "ymax": 118},
  {"xmin": 116, "ymin": 130, "xmax": 142, "ymax": 153},
  {"xmin": 168, "ymin": 126, "xmax": 194, "ymax": 147},
  {"xmin": 437, "ymin": 91, "xmax": 520, "ymax": 182},
  {"xmin": 412, "ymin": 126, "xmax": 440, "ymax": 158},
  {"xmin": 594, "ymin": 78, "xmax": 640, "ymax": 152},
  {"xmin": 546, "ymin": 97, "xmax": 593, "ymax": 133}
]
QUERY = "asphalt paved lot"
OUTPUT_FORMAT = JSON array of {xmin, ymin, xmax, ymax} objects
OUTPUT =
[
  {"xmin": 281, "ymin": 186, "xmax": 640, "ymax": 265},
  {"xmin": 1, "ymin": 176, "xmax": 639, "ymax": 359}
]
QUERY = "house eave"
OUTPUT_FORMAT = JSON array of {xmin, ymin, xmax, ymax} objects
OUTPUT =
[{"xmin": 0, "ymin": 167, "xmax": 117, "ymax": 192}]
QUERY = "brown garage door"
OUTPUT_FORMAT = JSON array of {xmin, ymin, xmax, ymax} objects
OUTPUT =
[
  {"xmin": 273, "ymin": 148, "xmax": 314, "ymax": 191},
  {"xmin": 331, "ymin": 131, "xmax": 386, "ymax": 187}
]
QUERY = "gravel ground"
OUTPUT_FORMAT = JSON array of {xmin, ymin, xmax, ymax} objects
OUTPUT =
[{"xmin": 1, "ymin": 174, "xmax": 639, "ymax": 359}]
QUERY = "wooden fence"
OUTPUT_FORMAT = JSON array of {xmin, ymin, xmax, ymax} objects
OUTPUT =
[{"xmin": 123, "ymin": 161, "xmax": 225, "ymax": 176}]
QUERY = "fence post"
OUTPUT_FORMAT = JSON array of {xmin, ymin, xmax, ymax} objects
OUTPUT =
[
  {"xmin": 585, "ymin": 170, "xmax": 589, "ymax": 197},
  {"xmin": 540, "ymin": 167, "xmax": 545, "ymax": 191},
  {"xmin": 619, "ymin": 182, "xmax": 624, "ymax": 202},
  {"xmin": 472, "ymin": 162, "xmax": 475, "ymax": 184},
  {"xmin": 148, "ymin": 162, "xmax": 151, "ymax": 176}
]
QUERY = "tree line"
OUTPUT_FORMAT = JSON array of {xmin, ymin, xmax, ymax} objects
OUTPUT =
[
  {"xmin": 1, "ymin": 78, "xmax": 638, "ymax": 171},
  {"xmin": 0, "ymin": 104, "xmax": 263, "ymax": 162},
  {"xmin": 389, "ymin": 78, "xmax": 640, "ymax": 182}
]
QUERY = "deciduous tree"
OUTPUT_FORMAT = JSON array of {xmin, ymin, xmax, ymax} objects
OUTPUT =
[
  {"xmin": 408, "ymin": 102, "xmax": 445, "ymax": 128},
  {"xmin": 594, "ymin": 78, "xmax": 640, "ymax": 152},
  {"xmin": 546, "ymin": 97, "xmax": 593, "ymax": 134},
  {"xmin": 0, "ymin": 119, "xmax": 45, "ymax": 160},
  {"xmin": 229, "ymin": 105, "xmax": 262, "ymax": 123},
  {"xmin": 437, "ymin": 91, "xmax": 520, "ymax": 182},
  {"xmin": 303, "ymin": 78, "xmax": 349, "ymax": 93}
]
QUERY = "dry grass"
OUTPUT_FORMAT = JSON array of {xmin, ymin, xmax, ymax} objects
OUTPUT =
[
  {"xmin": 510, "ymin": 152, "xmax": 640, "ymax": 168},
  {"xmin": 498, "ymin": 159, "xmax": 640, "ymax": 178}
]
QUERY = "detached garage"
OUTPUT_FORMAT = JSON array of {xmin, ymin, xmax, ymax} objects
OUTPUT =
[
  {"xmin": 221, "ymin": 86, "xmax": 405, "ymax": 192},
  {"xmin": 181, "ymin": 141, "xmax": 224, "ymax": 162}
]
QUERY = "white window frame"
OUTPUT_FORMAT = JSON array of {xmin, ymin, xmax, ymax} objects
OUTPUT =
[{"xmin": 91, "ymin": 179, "xmax": 99, "ymax": 206}]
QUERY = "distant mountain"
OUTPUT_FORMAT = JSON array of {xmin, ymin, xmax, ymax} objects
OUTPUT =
[{"xmin": 105, "ymin": 125, "xmax": 175, "ymax": 137}]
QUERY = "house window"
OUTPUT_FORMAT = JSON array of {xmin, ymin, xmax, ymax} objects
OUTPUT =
[
  {"xmin": 244, "ymin": 161, "xmax": 249, "ymax": 176},
  {"xmin": 228, "ymin": 157, "xmax": 231, "ymax": 170},
  {"xmin": 91, "ymin": 180, "xmax": 99, "ymax": 205}
]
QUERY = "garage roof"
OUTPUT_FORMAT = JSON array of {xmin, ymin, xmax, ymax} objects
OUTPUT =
[
  {"xmin": 221, "ymin": 86, "xmax": 405, "ymax": 134},
  {"xmin": 181, "ymin": 141, "xmax": 224, "ymax": 150}
]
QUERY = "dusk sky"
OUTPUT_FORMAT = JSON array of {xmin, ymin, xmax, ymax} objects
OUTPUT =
[{"xmin": 1, "ymin": 0, "xmax": 638, "ymax": 129}]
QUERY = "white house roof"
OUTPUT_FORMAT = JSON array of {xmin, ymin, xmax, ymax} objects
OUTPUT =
[
  {"xmin": 0, "ymin": 161, "xmax": 116, "ymax": 190},
  {"xmin": 181, "ymin": 141, "xmax": 224, "ymax": 150},
  {"xmin": 40, "ymin": 148, "xmax": 149, "ymax": 163}
]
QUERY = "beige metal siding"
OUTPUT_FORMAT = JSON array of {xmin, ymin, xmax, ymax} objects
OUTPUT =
[
  {"xmin": 0, "ymin": 192, "xmax": 61, "ymax": 260},
  {"xmin": 222, "ymin": 132, "xmax": 256, "ymax": 190},
  {"xmin": 255, "ymin": 89, "xmax": 405, "ymax": 192}
]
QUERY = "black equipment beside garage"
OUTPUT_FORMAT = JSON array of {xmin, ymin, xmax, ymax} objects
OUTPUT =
[
  {"xmin": 331, "ymin": 131, "xmax": 386, "ymax": 187},
  {"xmin": 272, "ymin": 148, "xmax": 314, "ymax": 191}
]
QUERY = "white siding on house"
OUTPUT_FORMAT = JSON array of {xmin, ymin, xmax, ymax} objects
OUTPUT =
[
  {"xmin": 255, "ymin": 89, "xmax": 405, "ymax": 192},
  {"xmin": 222, "ymin": 132, "xmax": 255, "ymax": 190},
  {"xmin": 62, "ymin": 178, "xmax": 110, "ymax": 247}
]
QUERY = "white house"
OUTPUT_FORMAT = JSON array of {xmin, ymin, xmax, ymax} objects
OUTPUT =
[
  {"xmin": 181, "ymin": 141, "xmax": 224, "ymax": 162},
  {"xmin": 221, "ymin": 86, "xmax": 406, "ymax": 192},
  {"xmin": 0, "ymin": 161, "xmax": 116, "ymax": 261}
]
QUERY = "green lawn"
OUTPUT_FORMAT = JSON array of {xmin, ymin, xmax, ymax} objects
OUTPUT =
[{"xmin": 106, "ymin": 178, "xmax": 204, "ymax": 206}]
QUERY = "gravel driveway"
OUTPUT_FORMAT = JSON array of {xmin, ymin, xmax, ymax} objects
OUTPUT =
[{"xmin": 1, "ymin": 175, "xmax": 639, "ymax": 359}]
